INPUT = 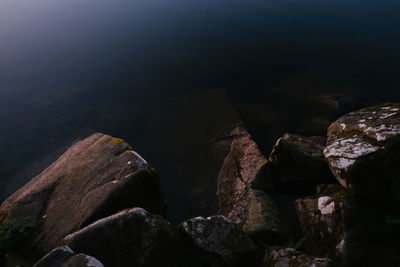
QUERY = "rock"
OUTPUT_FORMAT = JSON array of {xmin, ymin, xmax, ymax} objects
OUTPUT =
[
  {"xmin": 217, "ymin": 127, "xmax": 290, "ymax": 242},
  {"xmin": 63, "ymin": 208, "xmax": 181, "ymax": 267},
  {"xmin": 262, "ymin": 246, "xmax": 332, "ymax": 267},
  {"xmin": 33, "ymin": 246, "xmax": 104, "ymax": 267},
  {"xmin": 295, "ymin": 185, "xmax": 348, "ymax": 260},
  {"xmin": 267, "ymin": 133, "xmax": 336, "ymax": 189},
  {"xmin": 0, "ymin": 133, "xmax": 166, "ymax": 260},
  {"xmin": 179, "ymin": 215, "xmax": 257, "ymax": 266},
  {"xmin": 324, "ymin": 102, "xmax": 400, "ymax": 190}
]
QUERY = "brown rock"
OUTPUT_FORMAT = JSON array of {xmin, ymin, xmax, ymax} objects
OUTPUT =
[
  {"xmin": 217, "ymin": 127, "xmax": 290, "ymax": 242},
  {"xmin": 0, "ymin": 133, "xmax": 166, "ymax": 261}
]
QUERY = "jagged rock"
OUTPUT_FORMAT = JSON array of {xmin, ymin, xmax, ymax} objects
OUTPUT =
[
  {"xmin": 63, "ymin": 208, "xmax": 181, "ymax": 267},
  {"xmin": 179, "ymin": 215, "xmax": 257, "ymax": 266},
  {"xmin": 324, "ymin": 103, "xmax": 400, "ymax": 189},
  {"xmin": 33, "ymin": 246, "xmax": 104, "ymax": 267},
  {"xmin": 217, "ymin": 127, "xmax": 290, "ymax": 242},
  {"xmin": 295, "ymin": 185, "xmax": 348, "ymax": 261},
  {"xmin": 262, "ymin": 246, "xmax": 332, "ymax": 267},
  {"xmin": 0, "ymin": 133, "xmax": 166, "ymax": 261},
  {"xmin": 267, "ymin": 133, "xmax": 336, "ymax": 189}
]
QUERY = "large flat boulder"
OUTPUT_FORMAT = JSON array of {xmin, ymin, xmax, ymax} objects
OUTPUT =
[
  {"xmin": 217, "ymin": 127, "xmax": 290, "ymax": 242},
  {"xmin": 0, "ymin": 133, "xmax": 166, "ymax": 260},
  {"xmin": 324, "ymin": 103, "xmax": 400, "ymax": 190},
  {"xmin": 63, "ymin": 208, "xmax": 181, "ymax": 267}
]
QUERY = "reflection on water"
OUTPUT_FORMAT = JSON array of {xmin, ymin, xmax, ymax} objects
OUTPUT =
[{"xmin": 1, "ymin": 0, "xmax": 399, "ymax": 221}]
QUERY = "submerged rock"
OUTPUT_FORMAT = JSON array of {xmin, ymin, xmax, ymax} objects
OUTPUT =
[
  {"xmin": 0, "ymin": 133, "xmax": 166, "ymax": 260},
  {"xmin": 179, "ymin": 215, "xmax": 257, "ymax": 266},
  {"xmin": 217, "ymin": 127, "xmax": 290, "ymax": 242},
  {"xmin": 262, "ymin": 246, "xmax": 332, "ymax": 267},
  {"xmin": 33, "ymin": 246, "xmax": 104, "ymax": 267},
  {"xmin": 267, "ymin": 133, "xmax": 336, "ymax": 189},
  {"xmin": 63, "ymin": 208, "xmax": 180, "ymax": 267},
  {"xmin": 324, "ymin": 102, "xmax": 400, "ymax": 189}
]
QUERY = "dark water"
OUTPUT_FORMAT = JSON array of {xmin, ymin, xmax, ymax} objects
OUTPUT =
[{"xmin": 1, "ymin": 0, "xmax": 400, "ymax": 221}]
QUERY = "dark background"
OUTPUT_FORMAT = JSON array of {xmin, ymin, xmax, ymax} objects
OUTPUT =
[{"xmin": 1, "ymin": 0, "xmax": 400, "ymax": 221}]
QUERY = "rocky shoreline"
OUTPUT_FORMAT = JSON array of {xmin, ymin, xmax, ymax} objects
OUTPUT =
[{"xmin": 1, "ymin": 102, "xmax": 399, "ymax": 266}]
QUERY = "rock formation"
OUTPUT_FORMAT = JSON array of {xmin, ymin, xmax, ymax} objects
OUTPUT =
[
  {"xmin": 217, "ymin": 127, "xmax": 290, "ymax": 242},
  {"xmin": 0, "ymin": 133, "xmax": 166, "ymax": 262}
]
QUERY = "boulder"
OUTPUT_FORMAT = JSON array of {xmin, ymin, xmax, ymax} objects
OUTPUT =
[
  {"xmin": 63, "ymin": 208, "xmax": 181, "ymax": 267},
  {"xmin": 33, "ymin": 246, "xmax": 104, "ymax": 267},
  {"xmin": 0, "ymin": 133, "xmax": 166, "ymax": 260},
  {"xmin": 267, "ymin": 133, "xmax": 336, "ymax": 190},
  {"xmin": 217, "ymin": 127, "xmax": 290, "ymax": 242},
  {"xmin": 295, "ymin": 185, "xmax": 348, "ymax": 261},
  {"xmin": 262, "ymin": 246, "xmax": 332, "ymax": 267},
  {"xmin": 179, "ymin": 215, "xmax": 257, "ymax": 266},
  {"xmin": 324, "ymin": 103, "xmax": 400, "ymax": 190}
]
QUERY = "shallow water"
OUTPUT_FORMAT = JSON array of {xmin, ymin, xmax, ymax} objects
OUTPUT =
[{"xmin": 1, "ymin": 0, "xmax": 400, "ymax": 221}]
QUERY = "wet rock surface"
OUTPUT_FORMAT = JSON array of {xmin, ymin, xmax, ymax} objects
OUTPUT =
[
  {"xmin": 0, "ymin": 133, "xmax": 166, "ymax": 260},
  {"xmin": 33, "ymin": 246, "xmax": 104, "ymax": 267}
]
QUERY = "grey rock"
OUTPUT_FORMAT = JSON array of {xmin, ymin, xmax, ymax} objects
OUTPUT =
[
  {"xmin": 324, "ymin": 103, "xmax": 400, "ymax": 189},
  {"xmin": 295, "ymin": 185, "xmax": 348, "ymax": 261},
  {"xmin": 263, "ymin": 246, "xmax": 332, "ymax": 267},
  {"xmin": 33, "ymin": 246, "xmax": 104, "ymax": 267},
  {"xmin": 63, "ymin": 208, "xmax": 181, "ymax": 267},
  {"xmin": 179, "ymin": 215, "xmax": 256, "ymax": 266}
]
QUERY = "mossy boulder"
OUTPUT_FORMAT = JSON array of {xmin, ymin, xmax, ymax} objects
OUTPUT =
[
  {"xmin": 63, "ymin": 208, "xmax": 181, "ymax": 267},
  {"xmin": 33, "ymin": 246, "xmax": 104, "ymax": 267},
  {"xmin": 262, "ymin": 246, "xmax": 332, "ymax": 267},
  {"xmin": 0, "ymin": 133, "xmax": 166, "ymax": 263},
  {"xmin": 178, "ymin": 215, "xmax": 258, "ymax": 266},
  {"xmin": 324, "ymin": 103, "xmax": 400, "ymax": 190}
]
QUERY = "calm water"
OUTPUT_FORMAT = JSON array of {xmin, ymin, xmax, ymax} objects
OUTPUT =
[{"xmin": 1, "ymin": 0, "xmax": 400, "ymax": 221}]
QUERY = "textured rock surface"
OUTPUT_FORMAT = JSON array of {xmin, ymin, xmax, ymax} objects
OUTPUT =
[
  {"xmin": 179, "ymin": 215, "xmax": 257, "ymax": 266},
  {"xmin": 295, "ymin": 185, "xmax": 348, "ymax": 260},
  {"xmin": 324, "ymin": 103, "xmax": 400, "ymax": 189},
  {"xmin": 263, "ymin": 246, "xmax": 332, "ymax": 267},
  {"xmin": 0, "ymin": 133, "xmax": 166, "ymax": 259},
  {"xmin": 63, "ymin": 208, "xmax": 180, "ymax": 267},
  {"xmin": 217, "ymin": 127, "xmax": 290, "ymax": 241},
  {"xmin": 33, "ymin": 246, "xmax": 104, "ymax": 267},
  {"xmin": 267, "ymin": 133, "xmax": 336, "ymax": 188}
]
